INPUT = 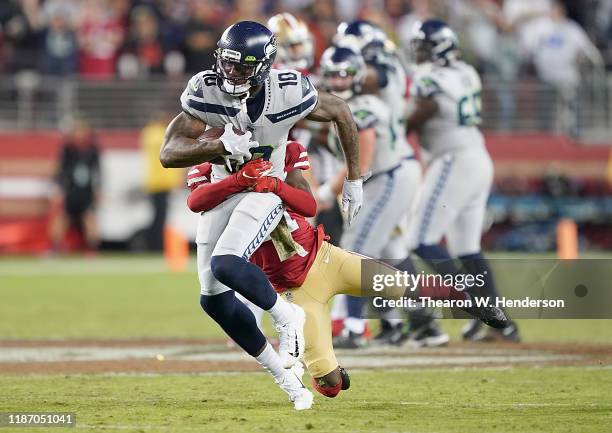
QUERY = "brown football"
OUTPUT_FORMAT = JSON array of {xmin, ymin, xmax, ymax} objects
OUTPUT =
[{"xmin": 198, "ymin": 126, "xmax": 244, "ymax": 165}]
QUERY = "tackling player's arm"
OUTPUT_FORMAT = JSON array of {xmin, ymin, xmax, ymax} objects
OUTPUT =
[
  {"xmin": 160, "ymin": 112, "xmax": 226, "ymax": 168},
  {"xmin": 306, "ymin": 90, "xmax": 360, "ymax": 181}
]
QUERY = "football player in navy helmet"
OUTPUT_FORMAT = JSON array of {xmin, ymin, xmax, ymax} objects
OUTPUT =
[{"xmin": 160, "ymin": 21, "xmax": 363, "ymax": 410}]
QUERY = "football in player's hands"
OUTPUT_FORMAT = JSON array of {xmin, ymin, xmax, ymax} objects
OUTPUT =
[{"xmin": 197, "ymin": 125, "xmax": 245, "ymax": 165}]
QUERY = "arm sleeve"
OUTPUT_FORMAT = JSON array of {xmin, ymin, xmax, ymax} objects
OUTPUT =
[
  {"xmin": 275, "ymin": 180, "xmax": 317, "ymax": 218},
  {"xmin": 284, "ymin": 141, "xmax": 310, "ymax": 173},
  {"xmin": 186, "ymin": 175, "xmax": 245, "ymax": 213}
]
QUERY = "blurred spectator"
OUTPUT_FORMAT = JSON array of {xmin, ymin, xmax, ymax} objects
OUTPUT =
[
  {"xmin": 182, "ymin": 0, "xmax": 226, "ymax": 73},
  {"xmin": 520, "ymin": 0, "xmax": 604, "ymax": 132},
  {"xmin": 227, "ymin": 0, "xmax": 269, "ymax": 24},
  {"xmin": 77, "ymin": 0, "xmax": 125, "ymax": 78},
  {"xmin": 140, "ymin": 112, "xmax": 183, "ymax": 251},
  {"xmin": 1, "ymin": 0, "xmax": 45, "ymax": 72},
  {"xmin": 49, "ymin": 118, "xmax": 101, "ymax": 253},
  {"xmin": 303, "ymin": 0, "xmax": 339, "ymax": 63},
  {"xmin": 118, "ymin": 6, "xmax": 166, "ymax": 78},
  {"xmin": 41, "ymin": 6, "xmax": 78, "ymax": 76}
]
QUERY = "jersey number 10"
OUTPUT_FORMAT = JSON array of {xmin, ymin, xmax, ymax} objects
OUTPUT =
[{"xmin": 457, "ymin": 91, "xmax": 482, "ymax": 126}]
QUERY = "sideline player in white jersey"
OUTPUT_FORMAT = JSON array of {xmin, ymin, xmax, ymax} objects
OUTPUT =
[
  {"xmin": 317, "ymin": 45, "xmax": 421, "ymax": 348},
  {"xmin": 331, "ymin": 21, "xmax": 447, "ymax": 348},
  {"xmin": 160, "ymin": 21, "xmax": 363, "ymax": 410},
  {"xmin": 404, "ymin": 19, "xmax": 516, "ymax": 341}
]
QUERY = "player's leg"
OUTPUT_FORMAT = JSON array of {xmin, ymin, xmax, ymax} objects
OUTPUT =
[
  {"xmin": 337, "ymin": 165, "xmax": 417, "ymax": 347},
  {"xmin": 235, "ymin": 293, "xmax": 264, "ymax": 329},
  {"xmin": 210, "ymin": 192, "xmax": 306, "ymax": 367},
  {"xmin": 446, "ymin": 155, "xmax": 517, "ymax": 340},
  {"xmin": 406, "ymin": 154, "xmax": 463, "ymax": 272},
  {"xmin": 196, "ymin": 200, "xmax": 312, "ymax": 410},
  {"xmin": 287, "ymin": 250, "xmax": 350, "ymax": 398},
  {"xmin": 82, "ymin": 208, "xmax": 98, "ymax": 251}
]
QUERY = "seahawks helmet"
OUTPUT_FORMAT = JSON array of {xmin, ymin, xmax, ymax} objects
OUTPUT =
[
  {"xmin": 411, "ymin": 19, "xmax": 458, "ymax": 65},
  {"xmin": 319, "ymin": 46, "xmax": 366, "ymax": 100},
  {"xmin": 214, "ymin": 21, "xmax": 277, "ymax": 96},
  {"xmin": 334, "ymin": 20, "xmax": 390, "ymax": 62}
]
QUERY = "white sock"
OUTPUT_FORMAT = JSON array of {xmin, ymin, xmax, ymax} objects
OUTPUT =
[
  {"xmin": 255, "ymin": 342, "xmax": 285, "ymax": 381},
  {"xmin": 344, "ymin": 317, "xmax": 366, "ymax": 334},
  {"xmin": 267, "ymin": 294, "xmax": 294, "ymax": 326}
]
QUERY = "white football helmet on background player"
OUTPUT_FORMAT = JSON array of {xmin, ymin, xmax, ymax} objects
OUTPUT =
[{"xmin": 267, "ymin": 13, "xmax": 314, "ymax": 71}]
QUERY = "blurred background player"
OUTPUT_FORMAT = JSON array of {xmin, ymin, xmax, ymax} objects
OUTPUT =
[
  {"xmin": 405, "ymin": 19, "xmax": 518, "ymax": 342},
  {"xmin": 317, "ymin": 45, "xmax": 421, "ymax": 349},
  {"xmin": 140, "ymin": 112, "xmax": 183, "ymax": 252},
  {"xmin": 268, "ymin": 13, "xmax": 314, "ymax": 73},
  {"xmin": 329, "ymin": 20, "xmax": 447, "ymax": 348},
  {"xmin": 48, "ymin": 118, "xmax": 101, "ymax": 255}
]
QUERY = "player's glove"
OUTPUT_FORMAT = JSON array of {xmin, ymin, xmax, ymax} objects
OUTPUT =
[
  {"xmin": 341, "ymin": 178, "xmax": 363, "ymax": 226},
  {"xmin": 252, "ymin": 176, "xmax": 279, "ymax": 193},
  {"xmin": 234, "ymin": 159, "xmax": 273, "ymax": 188},
  {"xmin": 219, "ymin": 123, "xmax": 258, "ymax": 163}
]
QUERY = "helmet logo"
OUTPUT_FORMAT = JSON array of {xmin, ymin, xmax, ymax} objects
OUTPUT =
[
  {"xmin": 245, "ymin": 55, "xmax": 257, "ymax": 62},
  {"xmin": 264, "ymin": 39, "xmax": 277, "ymax": 59}
]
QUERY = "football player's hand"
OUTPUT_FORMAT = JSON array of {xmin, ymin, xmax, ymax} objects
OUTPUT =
[
  {"xmin": 252, "ymin": 176, "xmax": 279, "ymax": 193},
  {"xmin": 234, "ymin": 159, "xmax": 273, "ymax": 187},
  {"xmin": 341, "ymin": 178, "xmax": 363, "ymax": 226},
  {"xmin": 220, "ymin": 123, "xmax": 257, "ymax": 161}
]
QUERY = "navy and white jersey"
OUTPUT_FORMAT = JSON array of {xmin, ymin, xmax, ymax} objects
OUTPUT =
[
  {"xmin": 180, "ymin": 69, "xmax": 318, "ymax": 181},
  {"xmin": 370, "ymin": 54, "xmax": 415, "ymax": 159},
  {"xmin": 328, "ymin": 94, "xmax": 410, "ymax": 175},
  {"xmin": 409, "ymin": 60, "xmax": 485, "ymax": 159}
]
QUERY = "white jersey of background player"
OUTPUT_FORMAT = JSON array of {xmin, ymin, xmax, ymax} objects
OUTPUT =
[
  {"xmin": 405, "ymin": 21, "xmax": 491, "ymax": 255},
  {"xmin": 160, "ymin": 21, "xmax": 363, "ymax": 410},
  {"xmin": 405, "ymin": 19, "xmax": 518, "ymax": 342},
  {"xmin": 319, "ymin": 46, "xmax": 421, "ymax": 343}
]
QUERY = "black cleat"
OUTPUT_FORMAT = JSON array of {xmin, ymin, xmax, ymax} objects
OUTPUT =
[
  {"xmin": 372, "ymin": 321, "xmax": 405, "ymax": 346},
  {"xmin": 459, "ymin": 302, "xmax": 509, "ymax": 329},
  {"xmin": 473, "ymin": 321, "xmax": 521, "ymax": 343},
  {"xmin": 462, "ymin": 319, "xmax": 483, "ymax": 341},
  {"xmin": 339, "ymin": 366, "xmax": 350, "ymax": 390},
  {"xmin": 404, "ymin": 320, "xmax": 449, "ymax": 348},
  {"xmin": 333, "ymin": 330, "xmax": 368, "ymax": 349}
]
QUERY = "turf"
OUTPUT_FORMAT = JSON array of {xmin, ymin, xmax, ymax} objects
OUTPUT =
[
  {"xmin": 0, "ymin": 368, "xmax": 610, "ymax": 433},
  {"xmin": 1, "ymin": 255, "xmax": 612, "ymax": 342}
]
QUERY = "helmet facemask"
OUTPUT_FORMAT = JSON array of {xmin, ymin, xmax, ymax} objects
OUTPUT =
[{"xmin": 214, "ymin": 48, "xmax": 263, "ymax": 96}]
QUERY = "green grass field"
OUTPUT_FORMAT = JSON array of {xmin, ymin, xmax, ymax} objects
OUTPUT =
[
  {"xmin": 1, "ymin": 254, "xmax": 611, "ymax": 433},
  {"xmin": 1, "ymin": 368, "xmax": 611, "ymax": 433}
]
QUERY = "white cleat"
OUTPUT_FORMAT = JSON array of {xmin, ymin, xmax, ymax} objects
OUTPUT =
[
  {"xmin": 275, "ymin": 304, "xmax": 306, "ymax": 369},
  {"xmin": 276, "ymin": 363, "xmax": 313, "ymax": 411}
]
